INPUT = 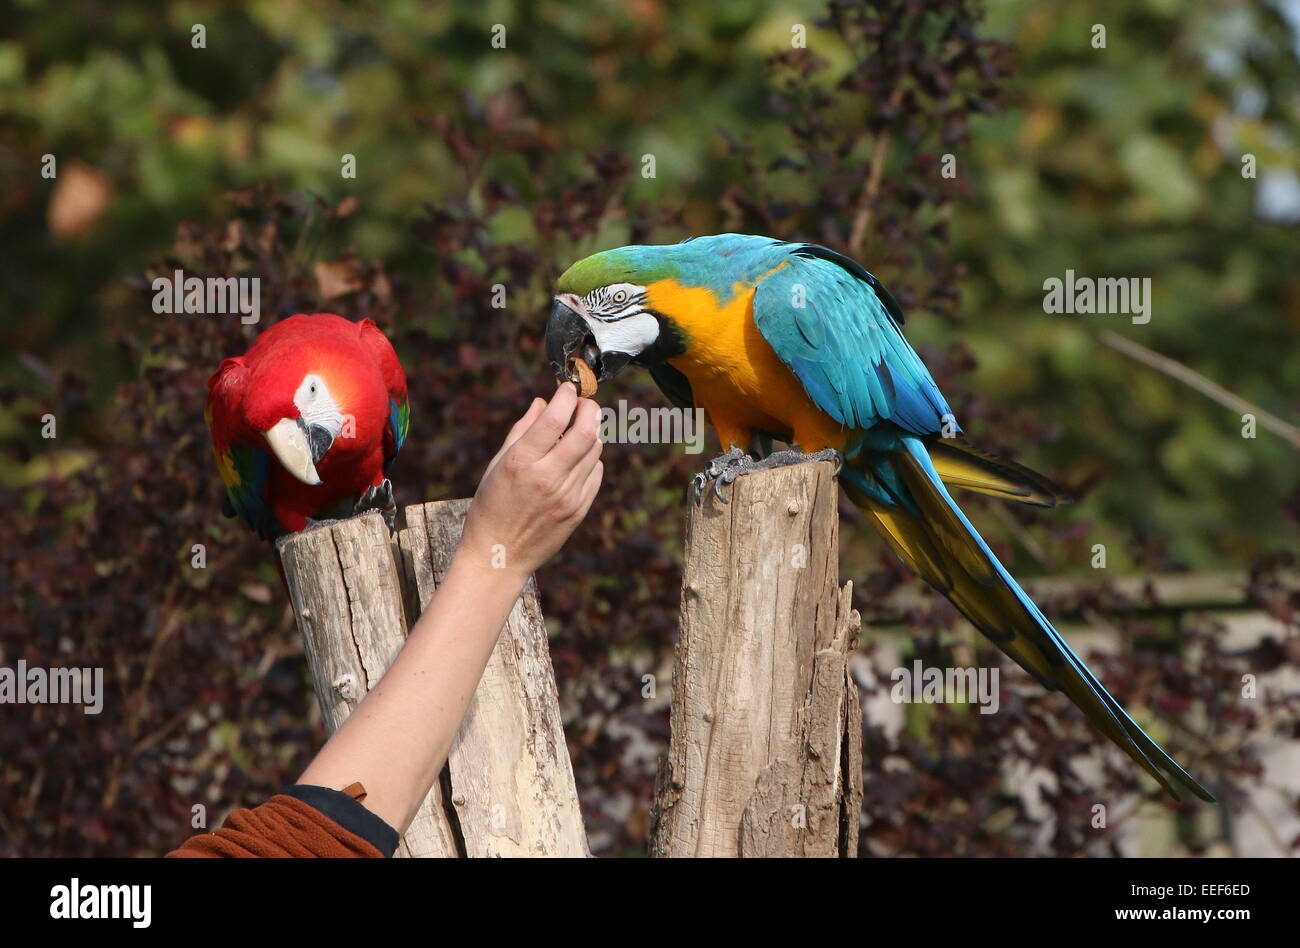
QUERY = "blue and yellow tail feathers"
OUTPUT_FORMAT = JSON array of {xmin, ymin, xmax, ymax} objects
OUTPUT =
[
  {"xmin": 929, "ymin": 437, "xmax": 1071, "ymax": 508},
  {"xmin": 845, "ymin": 433, "xmax": 1214, "ymax": 803}
]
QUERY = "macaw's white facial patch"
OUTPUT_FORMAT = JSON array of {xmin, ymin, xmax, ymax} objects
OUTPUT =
[
  {"xmin": 582, "ymin": 311, "xmax": 660, "ymax": 357},
  {"xmin": 293, "ymin": 374, "xmax": 345, "ymax": 439},
  {"xmin": 585, "ymin": 282, "xmax": 647, "ymax": 317}
]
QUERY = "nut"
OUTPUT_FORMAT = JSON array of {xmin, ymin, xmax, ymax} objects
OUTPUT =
[{"xmin": 567, "ymin": 356, "xmax": 598, "ymax": 398}]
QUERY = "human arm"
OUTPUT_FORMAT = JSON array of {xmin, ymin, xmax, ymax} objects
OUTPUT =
[{"xmin": 294, "ymin": 382, "xmax": 603, "ymax": 834}]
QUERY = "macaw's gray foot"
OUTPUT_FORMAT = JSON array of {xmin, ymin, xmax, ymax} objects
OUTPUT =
[
  {"xmin": 353, "ymin": 478, "xmax": 396, "ymax": 531},
  {"xmin": 691, "ymin": 446, "xmax": 843, "ymax": 505},
  {"xmin": 691, "ymin": 446, "xmax": 751, "ymax": 505},
  {"xmin": 760, "ymin": 447, "xmax": 844, "ymax": 475},
  {"xmin": 299, "ymin": 516, "xmax": 343, "ymax": 534}
]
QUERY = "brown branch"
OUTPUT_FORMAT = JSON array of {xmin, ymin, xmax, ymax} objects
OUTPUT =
[
  {"xmin": 848, "ymin": 85, "xmax": 906, "ymax": 257},
  {"xmin": 1101, "ymin": 330, "xmax": 1300, "ymax": 450}
]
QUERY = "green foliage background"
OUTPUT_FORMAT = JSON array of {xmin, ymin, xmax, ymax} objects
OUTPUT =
[
  {"xmin": 0, "ymin": 0, "xmax": 1297, "ymax": 855},
  {"xmin": 4, "ymin": 0, "xmax": 1297, "ymax": 562}
]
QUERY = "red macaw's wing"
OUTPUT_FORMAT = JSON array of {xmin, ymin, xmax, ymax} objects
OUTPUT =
[
  {"xmin": 206, "ymin": 357, "xmax": 279, "ymax": 539},
  {"xmin": 357, "ymin": 318, "xmax": 409, "ymax": 469}
]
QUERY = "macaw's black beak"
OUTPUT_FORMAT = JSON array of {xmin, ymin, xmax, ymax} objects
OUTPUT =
[
  {"xmin": 546, "ymin": 296, "xmax": 635, "ymax": 384},
  {"xmin": 546, "ymin": 297, "xmax": 592, "ymax": 378},
  {"xmin": 303, "ymin": 418, "xmax": 333, "ymax": 464},
  {"xmin": 594, "ymin": 350, "xmax": 631, "ymax": 382}
]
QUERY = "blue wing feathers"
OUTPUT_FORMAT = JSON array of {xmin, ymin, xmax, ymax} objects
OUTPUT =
[
  {"xmin": 225, "ymin": 442, "xmax": 276, "ymax": 539},
  {"xmin": 723, "ymin": 235, "xmax": 1210, "ymax": 802},
  {"xmin": 752, "ymin": 246, "xmax": 953, "ymax": 436},
  {"xmin": 388, "ymin": 398, "xmax": 407, "ymax": 453}
]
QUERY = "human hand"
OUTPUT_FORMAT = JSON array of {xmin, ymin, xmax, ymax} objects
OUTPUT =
[{"xmin": 458, "ymin": 382, "xmax": 604, "ymax": 582}]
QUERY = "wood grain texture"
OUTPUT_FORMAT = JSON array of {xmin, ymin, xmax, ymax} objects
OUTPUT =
[
  {"xmin": 279, "ymin": 504, "xmax": 588, "ymax": 858},
  {"xmin": 399, "ymin": 500, "xmax": 590, "ymax": 857},
  {"xmin": 649, "ymin": 460, "xmax": 863, "ymax": 857},
  {"xmin": 277, "ymin": 511, "xmax": 460, "ymax": 858}
]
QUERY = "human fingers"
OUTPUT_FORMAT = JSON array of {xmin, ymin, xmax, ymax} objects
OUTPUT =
[
  {"xmin": 558, "ymin": 429, "xmax": 603, "ymax": 495},
  {"xmin": 545, "ymin": 396, "xmax": 602, "ymax": 472},
  {"xmin": 511, "ymin": 382, "xmax": 579, "ymax": 463}
]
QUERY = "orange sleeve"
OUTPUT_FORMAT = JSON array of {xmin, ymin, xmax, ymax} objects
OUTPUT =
[{"xmin": 167, "ymin": 793, "xmax": 388, "ymax": 858}]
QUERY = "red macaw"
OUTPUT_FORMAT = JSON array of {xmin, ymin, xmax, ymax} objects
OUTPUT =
[{"xmin": 205, "ymin": 313, "xmax": 409, "ymax": 540}]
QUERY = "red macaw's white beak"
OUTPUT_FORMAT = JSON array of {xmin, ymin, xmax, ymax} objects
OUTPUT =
[{"xmin": 264, "ymin": 417, "xmax": 322, "ymax": 486}]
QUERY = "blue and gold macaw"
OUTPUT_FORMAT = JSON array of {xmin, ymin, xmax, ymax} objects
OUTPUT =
[{"xmin": 545, "ymin": 233, "xmax": 1214, "ymax": 802}]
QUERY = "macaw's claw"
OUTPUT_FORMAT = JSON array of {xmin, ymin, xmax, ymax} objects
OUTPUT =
[
  {"xmin": 775, "ymin": 446, "xmax": 844, "ymax": 476},
  {"xmin": 301, "ymin": 517, "xmax": 342, "ymax": 533},
  {"xmin": 691, "ymin": 446, "xmax": 844, "ymax": 506},
  {"xmin": 691, "ymin": 447, "xmax": 751, "ymax": 506},
  {"xmin": 354, "ymin": 478, "xmax": 397, "ymax": 532}
]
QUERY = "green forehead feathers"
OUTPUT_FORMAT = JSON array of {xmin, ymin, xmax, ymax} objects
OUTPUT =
[
  {"xmin": 555, "ymin": 236, "xmax": 795, "ymax": 302},
  {"xmin": 556, "ymin": 249, "xmax": 676, "ymax": 296}
]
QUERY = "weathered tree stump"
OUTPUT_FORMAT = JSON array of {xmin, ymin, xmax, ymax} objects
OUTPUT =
[
  {"xmin": 649, "ymin": 460, "xmax": 863, "ymax": 857},
  {"xmin": 399, "ymin": 500, "xmax": 589, "ymax": 857},
  {"xmin": 278, "ymin": 505, "xmax": 588, "ymax": 858}
]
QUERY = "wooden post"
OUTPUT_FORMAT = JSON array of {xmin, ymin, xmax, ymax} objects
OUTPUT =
[
  {"xmin": 399, "ymin": 500, "xmax": 589, "ymax": 857},
  {"xmin": 649, "ymin": 460, "xmax": 863, "ymax": 857},
  {"xmin": 278, "ymin": 506, "xmax": 588, "ymax": 858}
]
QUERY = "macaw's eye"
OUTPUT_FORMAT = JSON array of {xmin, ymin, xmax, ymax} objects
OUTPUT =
[
  {"xmin": 612, "ymin": 289, "xmax": 628, "ymax": 304},
  {"xmin": 309, "ymin": 382, "xmax": 317, "ymax": 395}
]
